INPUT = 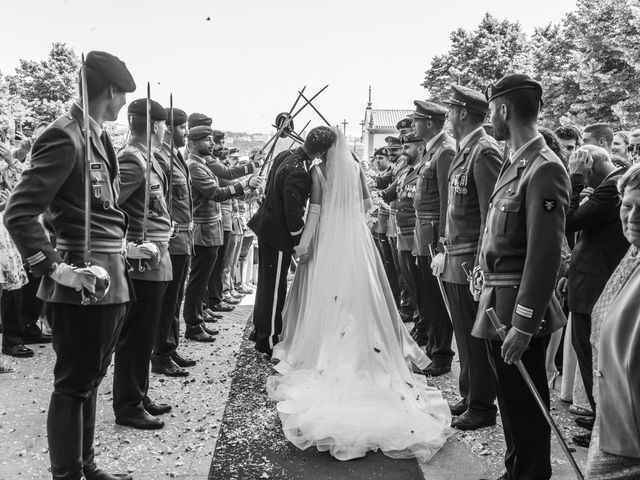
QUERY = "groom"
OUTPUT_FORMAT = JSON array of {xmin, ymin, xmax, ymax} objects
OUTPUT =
[{"xmin": 248, "ymin": 126, "xmax": 337, "ymax": 357}]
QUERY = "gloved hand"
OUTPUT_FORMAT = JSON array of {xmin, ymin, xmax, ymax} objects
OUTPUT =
[
  {"xmin": 127, "ymin": 241, "xmax": 159, "ymax": 260},
  {"xmin": 430, "ymin": 252, "xmax": 446, "ymax": 277},
  {"xmin": 246, "ymin": 175, "xmax": 264, "ymax": 189},
  {"xmin": 50, "ymin": 263, "xmax": 97, "ymax": 293},
  {"xmin": 250, "ymin": 150, "xmax": 265, "ymax": 166},
  {"xmin": 470, "ymin": 265, "xmax": 483, "ymax": 301}
]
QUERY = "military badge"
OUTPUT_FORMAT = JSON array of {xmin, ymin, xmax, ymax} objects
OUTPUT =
[{"xmin": 543, "ymin": 199, "xmax": 557, "ymax": 212}]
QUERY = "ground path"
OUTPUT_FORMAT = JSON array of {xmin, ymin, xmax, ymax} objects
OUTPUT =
[{"xmin": 1, "ymin": 293, "xmax": 588, "ymax": 479}]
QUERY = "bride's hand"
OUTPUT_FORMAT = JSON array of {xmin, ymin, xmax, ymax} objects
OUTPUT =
[{"xmin": 294, "ymin": 245, "xmax": 309, "ymax": 263}]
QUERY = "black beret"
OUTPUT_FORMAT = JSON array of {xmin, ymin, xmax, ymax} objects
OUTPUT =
[
  {"xmin": 165, "ymin": 108, "xmax": 188, "ymax": 126},
  {"xmin": 188, "ymin": 113, "xmax": 212, "ymax": 129},
  {"xmin": 211, "ymin": 130, "xmax": 225, "ymax": 141},
  {"xmin": 86, "ymin": 51, "xmax": 136, "ymax": 92},
  {"xmin": 128, "ymin": 98, "xmax": 167, "ymax": 121},
  {"xmin": 485, "ymin": 74, "xmax": 543, "ymax": 103},
  {"xmin": 400, "ymin": 132, "xmax": 424, "ymax": 144},
  {"xmin": 445, "ymin": 85, "xmax": 489, "ymax": 114},
  {"xmin": 374, "ymin": 147, "xmax": 389, "ymax": 157},
  {"xmin": 408, "ymin": 100, "xmax": 448, "ymax": 121},
  {"xmin": 385, "ymin": 136, "xmax": 402, "ymax": 148},
  {"xmin": 396, "ymin": 118, "xmax": 414, "ymax": 131},
  {"xmin": 188, "ymin": 125, "xmax": 212, "ymax": 142}
]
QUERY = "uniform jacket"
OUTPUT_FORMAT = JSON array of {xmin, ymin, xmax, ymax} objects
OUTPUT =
[
  {"xmin": 598, "ymin": 258, "xmax": 640, "ymax": 458},
  {"xmin": 156, "ymin": 142, "xmax": 193, "ymax": 256},
  {"xmin": 372, "ymin": 166, "xmax": 392, "ymax": 236},
  {"xmin": 413, "ymin": 132, "xmax": 456, "ymax": 256},
  {"xmin": 187, "ymin": 153, "xmax": 244, "ymax": 247},
  {"xmin": 473, "ymin": 136, "xmax": 570, "ymax": 339},
  {"xmin": 442, "ymin": 128, "xmax": 502, "ymax": 284},
  {"xmin": 4, "ymin": 103, "xmax": 131, "ymax": 305},
  {"xmin": 248, "ymin": 147, "xmax": 311, "ymax": 253},
  {"xmin": 382, "ymin": 160, "xmax": 422, "ymax": 251},
  {"xmin": 566, "ymin": 169, "xmax": 628, "ymax": 314},
  {"xmin": 376, "ymin": 159, "xmax": 409, "ymax": 239},
  {"xmin": 118, "ymin": 139, "xmax": 173, "ymax": 282}
]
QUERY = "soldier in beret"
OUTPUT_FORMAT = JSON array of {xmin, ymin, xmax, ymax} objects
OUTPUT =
[
  {"xmin": 4, "ymin": 50, "xmax": 135, "ymax": 480},
  {"xmin": 151, "ymin": 107, "xmax": 196, "ymax": 377},
  {"xmin": 396, "ymin": 117, "xmax": 414, "ymax": 135},
  {"xmin": 183, "ymin": 126, "xmax": 262, "ymax": 342},
  {"xmin": 113, "ymin": 98, "xmax": 173, "ymax": 430},
  {"xmin": 431, "ymin": 84, "xmax": 502, "ymax": 430},
  {"xmin": 473, "ymin": 74, "xmax": 570, "ymax": 480},
  {"xmin": 408, "ymin": 100, "xmax": 456, "ymax": 373}
]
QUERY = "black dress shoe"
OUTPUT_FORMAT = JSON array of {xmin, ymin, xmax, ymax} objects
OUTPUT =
[
  {"xmin": 116, "ymin": 411, "xmax": 164, "ymax": 430},
  {"xmin": 23, "ymin": 332, "xmax": 52, "ymax": 344},
  {"xmin": 202, "ymin": 308, "xmax": 222, "ymax": 322},
  {"xmin": 222, "ymin": 295, "xmax": 240, "ymax": 305},
  {"xmin": 248, "ymin": 329, "xmax": 257, "ymax": 342},
  {"xmin": 172, "ymin": 352, "xmax": 196, "ymax": 368},
  {"xmin": 451, "ymin": 410, "xmax": 496, "ymax": 430},
  {"xmin": 575, "ymin": 416, "xmax": 594, "ymax": 430},
  {"xmin": 143, "ymin": 397, "xmax": 172, "ymax": 416},
  {"xmin": 209, "ymin": 302, "xmax": 234, "ymax": 312},
  {"xmin": 151, "ymin": 358, "xmax": 189, "ymax": 377},
  {"xmin": 573, "ymin": 432, "xmax": 591, "ymax": 447},
  {"xmin": 449, "ymin": 398, "xmax": 468, "ymax": 416},
  {"xmin": 185, "ymin": 324, "xmax": 216, "ymax": 342},
  {"xmin": 203, "ymin": 325, "xmax": 219, "ymax": 336},
  {"xmin": 2, "ymin": 344, "xmax": 34, "ymax": 358},
  {"xmin": 418, "ymin": 363, "xmax": 451, "ymax": 377},
  {"xmin": 84, "ymin": 463, "xmax": 133, "ymax": 480}
]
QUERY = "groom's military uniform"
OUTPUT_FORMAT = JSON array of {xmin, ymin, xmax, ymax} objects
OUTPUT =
[
  {"xmin": 248, "ymin": 147, "xmax": 312, "ymax": 355},
  {"xmin": 442, "ymin": 85, "xmax": 502, "ymax": 425},
  {"xmin": 408, "ymin": 101, "xmax": 456, "ymax": 368}
]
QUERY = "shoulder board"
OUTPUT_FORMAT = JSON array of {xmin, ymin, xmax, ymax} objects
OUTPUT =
[
  {"xmin": 538, "ymin": 147, "xmax": 559, "ymax": 163},
  {"xmin": 476, "ymin": 135, "xmax": 500, "ymax": 151},
  {"xmin": 118, "ymin": 145, "xmax": 146, "ymax": 170}
]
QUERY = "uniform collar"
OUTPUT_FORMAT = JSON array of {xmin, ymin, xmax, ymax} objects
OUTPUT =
[
  {"xmin": 425, "ymin": 130, "xmax": 445, "ymax": 153},
  {"xmin": 509, "ymin": 134, "xmax": 543, "ymax": 165},
  {"xmin": 73, "ymin": 102, "xmax": 103, "ymax": 137},
  {"xmin": 459, "ymin": 126, "xmax": 485, "ymax": 152}
]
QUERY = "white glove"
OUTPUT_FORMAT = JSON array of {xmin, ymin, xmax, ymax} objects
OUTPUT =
[
  {"xmin": 127, "ymin": 241, "xmax": 159, "ymax": 260},
  {"xmin": 50, "ymin": 263, "xmax": 96, "ymax": 293},
  {"xmin": 243, "ymin": 175, "xmax": 264, "ymax": 190},
  {"xmin": 430, "ymin": 252, "xmax": 446, "ymax": 277}
]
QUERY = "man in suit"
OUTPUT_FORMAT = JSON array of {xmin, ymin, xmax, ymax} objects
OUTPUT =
[
  {"xmin": 248, "ymin": 126, "xmax": 337, "ymax": 357},
  {"xmin": 409, "ymin": 101, "xmax": 456, "ymax": 373},
  {"xmin": 4, "ymin": 50, "xmax": 135, "ymax": 480},
  {"xmin": 151, "ymin": 107, "xmax": 196, "ymax": 377},
  {"xmin": 431, "ymin": 85, "xmax": 502, "ymax": 430},
  {"xmin": 473, "ymin": 74, "xmax": 571, "ymax": 480},
  {"xmin": 558, "ymin": 144, "xmax": 628, "ymax": 446}
]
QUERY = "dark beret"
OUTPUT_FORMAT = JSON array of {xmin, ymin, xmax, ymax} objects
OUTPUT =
[
  {"xmin": 165, "ymin": 108, "xmax": 188, "ymax": 126},
  {"xmin": 374, "ymin": 147, "xmax": 389, "ymax": 157},
  {"xmin": 400, "ymin": 132, "xmax": 424, "ymax": 144},
  {"xmin": 86, "ymin": 51, "xmax": 136, "ymax": 92},
  {"xmin": 485, "ymin": 73, "xmax": 543, "ymax": 103},
  {"xmin": 408, "ymin": 100, "xmax": 448, "ymax": 120},
  {"xmin": 211, "ymin": 130, "xmax": 225, "ymax": 141},
  {"xmin": 396, "ymin": 118, "xmax": 414, "ymax": 131},
  {"xmin": 445, "ymin": 84, "xmax": 489, "ymax": 114},
  {"xmin": 188, "ymin": 113, "xmax": 213, "ymax": 129},
  {"xmin": 127, "ymin": 98, "xmax": 167, "ymax": 121},
  {"xmin": 385, "ymin": 136, "xmax": 402, "ymax": 148},
  {"xmin": 188, "ymin": 125, "xmax": 212, "ymax": 142}
]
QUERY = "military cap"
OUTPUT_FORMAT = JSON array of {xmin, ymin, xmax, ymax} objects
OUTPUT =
[
  {"xmin": 374, "ymin": 147, "xmax": 389, "ymax": 157},
  {"xmin": 385, "ymin": 136, "xmax": 402, "ymax": 149},
  {"xmin": 211, "ymin": 130, "xmax": 225, "ymax": 141},
  {"xmin": 165, "ymin": 108, "xmax": 188, "ymax": 126},
  {"xmin": 127, "ymin": 98, "xmax": 167, "ymax": 120},
  {"xmin": 85, "ymin": 51, "xmax": 136, "ymax": 92},
  {"xmin": 408, "ymin": 100, "xmax": 448, "ymax": 120},
  {"xmin": 400, "ymin": 132, "xmax": 424, "ymax": 144},
  {"xmin": 445, "ymin": 84, "xmax": 489, "ymax": 114},
  {"xmin": 396, "ymin": 118, "xmax": 413, "ymax": 131},
  {"xmin": 485, "ymin": 74, "xmax": 543, "ymax": 103},
  {"xmin": 188, "ymin": 125, "xmax": 212, "ymax": 142},
  {"xmin": 229, "ymin": 147, "xmax": 239, "ymax": 155},
  {"xmin": 188, "ymin": 113, "xmax": 213, "ymax": 129}
]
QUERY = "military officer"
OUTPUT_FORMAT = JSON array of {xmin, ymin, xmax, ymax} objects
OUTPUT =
[
  {"xmin": 183, "ymin": 126, "xmax": 261, "ymax": 342},
  {"xmin": 409, "ymin": 100, "xmax": 456, "ymax": 373},
  {"xmin": 151, "ymin": 107, "xmax": 196, "ymax": 377},
  {"xmin": 431, "ymin": 84, "xmax": 502, "ymax": 430},
  {"xmin": 473, "ymin": 74, "xmax": 570, "ymax": 480},
  {"xmin": 4, "ymin": 51, "xmax": 135, "ymax": 480},
  {"xmin": 396, "ymin": 117, "xmax": 414, "ymax": 135}
]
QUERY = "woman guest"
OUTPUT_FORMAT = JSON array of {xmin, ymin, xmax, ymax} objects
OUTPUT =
[
  {"xmin": 586, "ymin": 163, "xmax": 640, "ymax": 479},
  {"xmin": 611, "ymin": 131, "xmax": 631, "ymax": 167}
]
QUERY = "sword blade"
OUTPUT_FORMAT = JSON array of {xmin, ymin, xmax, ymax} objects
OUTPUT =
[
  {"xmin": 168, "ymin": 93, "xmax": 174, "ymax": 216},
  {"xmin": 429, "ymin": 244, "xmax": 453, "ymax": 323},
  {"xmin": 80, "ymin": 54, "xmax": 92, "ymax": 267},
  {"xmin": 142, "ymin": 82, "xmax": 152, "ymax": 242}
]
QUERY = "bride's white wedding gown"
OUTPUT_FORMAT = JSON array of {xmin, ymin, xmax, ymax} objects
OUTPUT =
[{"xmin": 266, "ymin": 130, "xmax": 452, "ymax": 462}]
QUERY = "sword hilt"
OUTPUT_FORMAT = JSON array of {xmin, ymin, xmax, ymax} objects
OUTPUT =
[{"xmin": 486, "ymin": 308, "xmax": 508, "ymax": 342}]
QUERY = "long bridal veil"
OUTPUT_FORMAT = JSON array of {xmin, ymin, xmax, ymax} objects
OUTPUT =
[{"xmin": 267, "ymin": 128, "xmax": 452, "ymax": 462}]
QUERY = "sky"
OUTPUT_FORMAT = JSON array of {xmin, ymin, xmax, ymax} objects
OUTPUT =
[{"xmin": 0, "ymin": 0, "xmax": 578, "ymax": 137}]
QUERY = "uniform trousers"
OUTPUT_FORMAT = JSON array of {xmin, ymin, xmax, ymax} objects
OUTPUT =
[
  {"xmin": 389, "ymin": 236, "xmax": 412, "ymax": 313},
  {"xmin": 208, "ymin": 230, "xmax": 231, "ymax": 305},
  {"xmin": 253, "ymin": 240, "xmax": 291, "ymax": 353},
  {"xmin": 221, "ymin": 232, "xmax": 242, "ymax": 292},
  {"xmin": 152, "ymin": 254, "xmax": 190, "ymax": 359},
  {"xmin": 184, "ymin": 246, "xmax": 219, "ymax": 326},
  {"xmin": 444, "ymin": 281, "xmax": 497, "ymax": 415},
  {"xmin": 46, "ymin": 302, "xmax": 127, "ymax": 479},
  {"xmin": 415, "ymin": 256, "xmax": 454, "ymax": 365},
  {"xmin": 1, "ymin": 288, "xmax": 25, "ymax": 349},
  {"xmin": 398, "ymin": 249, "xmax": 419, "ymax": 320},
  {"xmin": 571, "ymin": 311, "xmax": 596, "ymax": 412},
  {"xmin": 487, "ymin": 337, "xmax": 552, "ymax": 480},
  {"xmin": 113, "ymin": 280, "xmax": 168, "ymax": 419},
  {"xmin": 374, "ymin": 233, "xmax": 400, "ymax": 304}
]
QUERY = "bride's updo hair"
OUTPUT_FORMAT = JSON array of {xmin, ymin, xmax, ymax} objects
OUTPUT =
[{"xmin": 304, "ymin": 126, "xmax": 337, "ymax": 156}]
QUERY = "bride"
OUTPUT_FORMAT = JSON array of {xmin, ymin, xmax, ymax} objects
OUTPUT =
[{"xmin": 266, "ymin": 128, "xmax": 452, "ymax": 462}]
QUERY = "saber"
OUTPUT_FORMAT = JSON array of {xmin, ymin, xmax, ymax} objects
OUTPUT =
[
  {"xmin": 270, "ymin": 124, "xmax": 304, "ymax": 144},
  {"xmin": 298, "ymin": 90, "xmax": 332, "ymax": 127},
  {"xmin": 167, "ymin": 93, "xmax": 174, "ymax": 215},
  {"xmin": 288, "ymin": 119, "xmax": 311, "ymax": 149},
  {"xmin": 258, "ymin": 86, "xmax": 307, "ymax": 155},
  {"xmin": 80, "ymin": 55, "xmax": 92, "ymax": 269},
  {"xmin": 137, "ymin": 82, "xmax": 154, "ymax": 272},
  {"xmin": 485, "ymin": 308, "xmax": 585, "ymax": 480},
  {"xmin": 429, "ymin": 244, "xmax": 453, "ymax": 323}
]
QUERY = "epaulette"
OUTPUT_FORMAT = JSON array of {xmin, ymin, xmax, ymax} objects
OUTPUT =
[
  {"xmin": 476, "ymin": 135, "xmax": 501, "ymax": 152},
  {"xmin": 538, "ymin": 146, "xmax": 559, "ymax": 163}
]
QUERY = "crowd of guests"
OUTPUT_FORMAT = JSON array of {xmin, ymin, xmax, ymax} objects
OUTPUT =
[{"xmin": 364, "ymin": 90, "xmax": 640, "ymax": 479}]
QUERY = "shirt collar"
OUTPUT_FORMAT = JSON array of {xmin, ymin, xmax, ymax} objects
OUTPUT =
[
  {"xmin": 74, "ymin": 102, "xmax": 103, "ymax": 137},
  {"xmin": 425, "ymin": 131, "xmax": 445, "ymax": 154},
  {"xmin": 510, "ymin": 134, "xmax": 543, "ymax": 164},
  {"xmin": 459, "ymin": 126, "xmax": 484, "ymax": 152}
]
